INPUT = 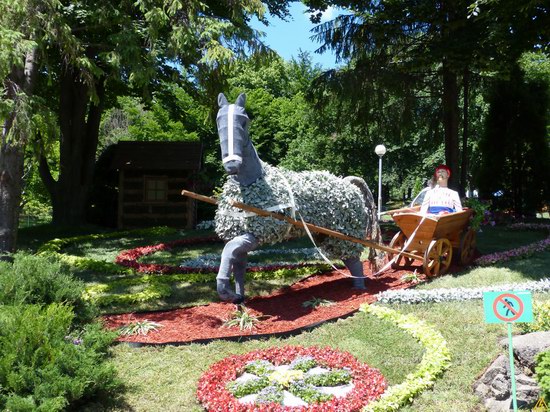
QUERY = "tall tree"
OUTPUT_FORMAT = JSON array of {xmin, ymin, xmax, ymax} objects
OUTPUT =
[
  {"xmin": 304, "ymin": 0, "xmax": 490, "ymax": 192},
  {"xmin": 478, "ymin": 66, "xmax": 550, "ymax": 215},
  {"xmin": 1, "ymin": 1, "xmax": 50, "ymax": 253},
  {"xmin": 1, "ymin": 0, "xmax": 290, "ymax": 252}
]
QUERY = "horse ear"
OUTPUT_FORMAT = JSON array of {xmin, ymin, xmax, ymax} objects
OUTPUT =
[
  {"xmin": 218, "ymin": 93, "xmax": 229, "ymax": 107},
  {"xmin": 235, "ymin": 93, "xmax": 246, "ymax": 108}
]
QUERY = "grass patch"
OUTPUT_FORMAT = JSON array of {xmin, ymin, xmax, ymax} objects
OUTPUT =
[
  {"xmin": 109, "ymin": 311, "xmax": 424, "ymax": 411},
  {"xmin": 397, "ymin": 292, "xmax": 550, "ymax": 412},
  {"xmin": 418, "ymin": 258, "xmax": 550, "ymax": 290},
  {"xmin": 107, "ymin": 297, "xmax": 550, "ymax": 411},
  {"xmin": 475, "ymin": 225, "xmax": 547, "ymax": 255},
  {"xmin": 62, "ymin": 229, "xmax": 214, "ymax": 262},
  {"xmin": 418, "ymin": 255, "xmax": 550, "ymax": 291}
]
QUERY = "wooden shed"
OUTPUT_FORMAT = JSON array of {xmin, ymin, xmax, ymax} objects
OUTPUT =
[{"xmin": 111, "ymin": 141, "xmax": 202, "ymax": 229}]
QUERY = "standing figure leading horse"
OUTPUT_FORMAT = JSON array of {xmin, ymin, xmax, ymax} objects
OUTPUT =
[{"xmin": 214, "ymin": 93, "xmax": 381, "ymax": 304}]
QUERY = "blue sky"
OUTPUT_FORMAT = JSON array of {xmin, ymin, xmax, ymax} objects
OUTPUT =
[{"xmin": 250, "ymin": 3, "xmax": 342, "ymax": 69}]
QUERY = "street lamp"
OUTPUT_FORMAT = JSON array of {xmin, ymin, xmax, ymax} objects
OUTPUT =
[{"xmin": 374, "ymin": 144, "xmax": 386, "ymax": 219}]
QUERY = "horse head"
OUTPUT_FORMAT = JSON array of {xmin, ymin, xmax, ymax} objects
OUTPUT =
[{"xmin": 216, "ymin": 93, "xmax": 262, "ymax": 186}]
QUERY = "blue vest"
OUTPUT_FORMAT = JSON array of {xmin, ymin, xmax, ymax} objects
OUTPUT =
[{"xmin": 428, "ymin": 206, "xmax": 454, "ymax": 214}]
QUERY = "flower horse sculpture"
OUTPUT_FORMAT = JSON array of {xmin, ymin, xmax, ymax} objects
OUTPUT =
[{"xmin": 214, "ymin": 93, "xmax": 382, "ymax": 303}]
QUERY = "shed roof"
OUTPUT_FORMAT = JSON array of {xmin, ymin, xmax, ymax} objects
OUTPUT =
[{"xmin": 111, "ymin": 141, "xmax": 202, "ymax": 170}]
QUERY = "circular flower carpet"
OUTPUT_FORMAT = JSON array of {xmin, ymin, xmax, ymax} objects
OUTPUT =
[
  {"xmin": 103, "ymin": 262, "xmax": 422, "ymax": 345},
  {"xmin": 196, "ymin": 345, "xmax": 387, "ymax": 411}
]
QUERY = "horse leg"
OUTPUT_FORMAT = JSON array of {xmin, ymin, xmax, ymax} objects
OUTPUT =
[
  {"xmin": 343, "ymin": 256, "xmax": 366, "ymax": 289},
  {"xmin": 216, "ymin": 233, "xmax": 259, "ymax": 304}
]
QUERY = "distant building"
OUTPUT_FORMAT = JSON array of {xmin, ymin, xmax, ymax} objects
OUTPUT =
[{"xmin": 110, "ymin": 141, "xmax": 202, "ymax": 229}]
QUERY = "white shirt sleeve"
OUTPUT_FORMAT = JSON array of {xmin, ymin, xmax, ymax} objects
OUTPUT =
[{"xmin": 452, "ymin": 191, "xmax": 463, "ymax": 212}]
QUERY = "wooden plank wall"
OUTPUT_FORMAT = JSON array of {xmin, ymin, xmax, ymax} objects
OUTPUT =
[{"xmin": 117, "ymin": 169, "xmax": 196, "ymax": 229}]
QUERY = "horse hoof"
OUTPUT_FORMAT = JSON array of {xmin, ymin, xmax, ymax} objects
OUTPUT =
[
  {"xmin": 352, "ymin": 279, "xmax": 366, "ymax": 289},
  {"xmin": 218, "ymin": 289, "xmax": 239, "ymax": 302},
  {"xmin": 233, "ymin": 294, "xmax": 245, "ymax": 304}
]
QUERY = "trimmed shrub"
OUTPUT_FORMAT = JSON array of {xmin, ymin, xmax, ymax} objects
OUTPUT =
[
  {"xmin": 518, "ymin": 301, "xmax": 550, "ymax": 334},
  {"xmin": 0, "ymin": 252, "xmax": 95, "ymax": 323},
  {"xmin": 536, "ymin": 350, "xmax": 550, "ymax": 403},
  {"xmin": 0, "ymin": 304, "xmax": 120, "ymax": 411}
]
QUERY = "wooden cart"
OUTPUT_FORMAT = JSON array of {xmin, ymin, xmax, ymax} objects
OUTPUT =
[{"xmin": 387, "ymin": 206, "xmax": 476, "ymax": 277}]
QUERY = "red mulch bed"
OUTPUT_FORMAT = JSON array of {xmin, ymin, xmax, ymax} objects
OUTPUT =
[{"xmin": 103, "ymin": 262, "xmax": 426, "ymax": 346}]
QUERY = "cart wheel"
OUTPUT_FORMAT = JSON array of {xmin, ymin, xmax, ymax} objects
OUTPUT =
[
  {"xmin": 423, "ymin": 238, "xmax": 452, "ymax": 277},
  {"xmin": 388, "ymin": 231, "xmax": 414, "ymax": 269},
  {"xmin": 460, "ymin": 228, "xmax": 477, "ymax": 266}
]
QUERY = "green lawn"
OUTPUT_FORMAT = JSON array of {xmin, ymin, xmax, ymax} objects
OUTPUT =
[{"xmin": 19, "ymin": 219, "xmax": 550, "ymax": 411}]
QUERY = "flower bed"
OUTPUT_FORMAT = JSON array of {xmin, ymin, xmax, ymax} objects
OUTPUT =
[
  {"xmin": 37, "ymin": 226, "xmax": 178, "ymax": 275},
  {"xmin": 474, "ymin": 223, "xmax": 550, "ymax": 266},
  {"xmin": 85, "ymin": 265, "xmax": 328, "ymax": 307},
  {"xmin": 115, "ymin": 238, "xmax": 330, "ymax": 275},
  {"xmin": 103, "ymin": 266, "xmax": 414, "ymax": 344},
  {"xmin": 360, "ymin": 305, "xmax": 452, "ymax": 412},
  {"xmin": 39, "ymin": 231, "xmax": 330, "ymax": 308},
  {"xmin": 376, "ymin": 278, "xmax": 550, "ymax": 305},
  {"xmin": 196, "ymin": 345, "xmax": 387, "ymax": 411},
  {"xmin": 89, "ymin": 239, "xmax": 331, "ymax": 307}
]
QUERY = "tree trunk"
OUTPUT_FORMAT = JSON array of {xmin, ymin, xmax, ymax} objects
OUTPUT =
[
  {"xmin": 39, "ymin": 67, "xmax": 105, "ymax": 226},
  {"xmin": 459, "ymin": 68, "xmax": 470, "ymax": 197},
  {"xmin": 0, "ymin": 48, "xmax": 38, "ymax": 254},
  {"xmin": 0, "ymin": 137, "xmax": 25, "ymax": 254},
  {"xmin": 442, "ymin": 60, "xmax": 460, "ymax": 191}
]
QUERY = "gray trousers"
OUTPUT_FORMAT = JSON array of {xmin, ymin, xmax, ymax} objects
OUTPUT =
[
  {"xmin": 343, "ymin": 257, "xmax": 366, "ymax": 289},
  {"xmin": 216, "ymin": 234, "xmax": 366, "ymax": 303},
  {"xmin": 216, "ymin": 233, "xmax": 259, "ymax": 302}
]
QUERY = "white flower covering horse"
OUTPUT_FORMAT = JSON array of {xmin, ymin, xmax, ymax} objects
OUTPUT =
[{"xmin": 214, "ymin": 93, "xmax": 382, "ymax": 303}]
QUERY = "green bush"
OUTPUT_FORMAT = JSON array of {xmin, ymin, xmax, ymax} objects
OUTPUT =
[
  {"xmin": 536, "ymin": 350, "xmax": 550, "ymax": 404},
  {"xmin": 463, "ymin": 198, "xmax": 490, "ymax": 230},
  {"xmin": 518, "ymin": 301, "xmax": 550, "ymax": 334},
  {"xmin": 0, "ymin": 304, "xmax": 120, "ymax": 411},
  {"xmin": 0, "ymin": 252, "xmax": 95, "ymax": 323}
]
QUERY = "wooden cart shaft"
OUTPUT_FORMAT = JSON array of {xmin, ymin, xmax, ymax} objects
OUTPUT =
[{"xmin": 181, "ymin": 190, "xmax": 424, "ymax": 261}]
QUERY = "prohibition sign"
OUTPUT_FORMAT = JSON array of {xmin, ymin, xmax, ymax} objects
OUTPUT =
[{"xmin": 493, "ymin": 293, "xmax": 524, "ymax": 322}]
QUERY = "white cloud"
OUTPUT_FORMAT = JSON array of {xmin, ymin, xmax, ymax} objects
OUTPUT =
[
  {"xmin": 300, "ymin": 4, "xmax": 337, "ymax": 23},
  {"xmin": 320, "ymin": 6, "xmax": 336, "ymax": 22}
]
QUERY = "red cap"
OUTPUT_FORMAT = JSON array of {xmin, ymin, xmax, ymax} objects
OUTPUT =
[{"xmin": 434, "ymin": 165, "xmax": 451, "ymax": 178}]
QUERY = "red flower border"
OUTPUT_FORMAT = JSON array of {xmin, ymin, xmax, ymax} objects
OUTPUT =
[
  {"xmin": 115, "ymin": 237, "xmax": 330, "ymax": 275},
  {"xmin": 196, "ymin": 345, "xmax": 387, "ymax": 412}
]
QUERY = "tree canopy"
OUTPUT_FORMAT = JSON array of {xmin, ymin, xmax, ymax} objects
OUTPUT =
[
  {"xmin": 0, "ymin": 0, "xmax": 291, "ymax": 252},
  {"xmin": 1, "ymin": 0, "xmax": 549, "ymax": 253}
]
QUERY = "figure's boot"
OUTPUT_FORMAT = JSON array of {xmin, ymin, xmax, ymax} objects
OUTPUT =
[
  {"xmin": 216, "ymin": 279, "xmax": 241, "ymax": 303},
  {"xmin": 343, "ymin": 257, "xmax": 366, "ymax": 289},
  {"xmin": 217, "ymin": 241, "xmax": 240, "ymax": 303}
]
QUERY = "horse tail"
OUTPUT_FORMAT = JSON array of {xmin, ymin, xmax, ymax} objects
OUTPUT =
[{"xmin": 344, "ymin": 176, "xmax": 385, "ymax": 271}]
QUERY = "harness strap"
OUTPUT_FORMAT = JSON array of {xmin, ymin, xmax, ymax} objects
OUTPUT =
[{"xmin": 272, "ymin": 168, "xmax": 296, "ymax": 237}]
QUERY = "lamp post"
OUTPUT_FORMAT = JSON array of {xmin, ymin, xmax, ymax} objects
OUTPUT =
[{"xmin": 374, "ymin": 144, "xmax": 386, "ymax": 219}]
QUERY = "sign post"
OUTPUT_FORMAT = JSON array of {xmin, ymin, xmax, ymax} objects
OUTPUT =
[{"xmin": 483, "ymin": 291, "xmax": 534, "ymax": 412}]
